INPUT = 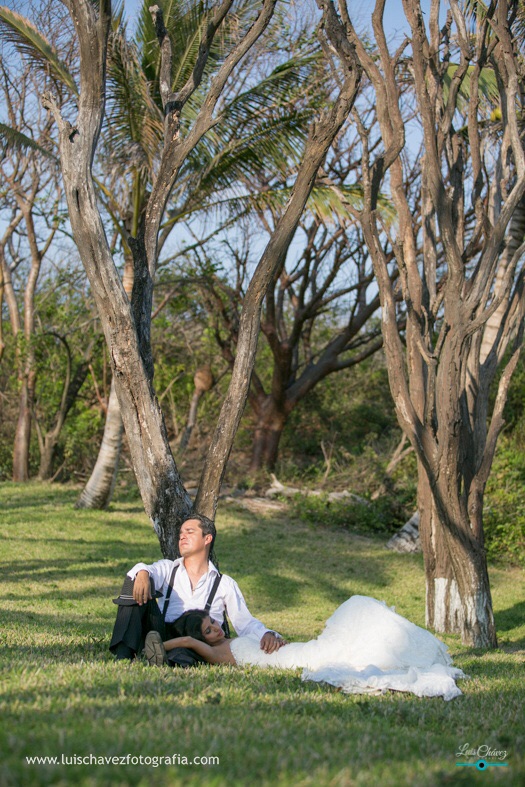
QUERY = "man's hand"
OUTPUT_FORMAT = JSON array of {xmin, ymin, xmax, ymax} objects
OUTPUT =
[
  {"xmin": 133, "ymin": 570, "xmax": 152, "ymax": 605},
  {"xmin": 260, "ymin": 631, "xmax": 286, "ymax": 654}
]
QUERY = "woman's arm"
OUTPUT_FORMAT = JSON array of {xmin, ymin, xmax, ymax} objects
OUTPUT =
[{"xmin": 163, "ymin": 635, "xmax": 233, "ymax": 665}]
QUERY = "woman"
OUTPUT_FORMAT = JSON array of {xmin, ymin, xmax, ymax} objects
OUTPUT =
[{"xmin": 145, "ymin": 596, "xmax": 466, "ymax": 700}]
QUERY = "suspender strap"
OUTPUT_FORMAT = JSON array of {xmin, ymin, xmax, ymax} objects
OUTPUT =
[
  {"xmin": 205, "ymin": 573, "xmax": 230, "ymax": 637},
  {"xmin": 161, "ymin": 564, "xmax": 179, "ymax": 620},
  {"xmin": 161, "ymin": 564, "xmax": 223, "ymax": 620},
  {"xmin": 204, "ymin": 573, "xmax": 222, "ymax": 612}
]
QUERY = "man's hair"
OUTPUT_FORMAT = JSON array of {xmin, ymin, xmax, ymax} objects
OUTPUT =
[
  {"xmin": 189, "ymin": 513, "xmax": 216, "ymax": 541},
  {"xmin": 182, "ymin": 512, "xmax": 219, "ymax": 567}
]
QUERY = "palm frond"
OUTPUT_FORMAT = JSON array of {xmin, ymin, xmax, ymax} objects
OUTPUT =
[
  {"xmin": 136, "ymin": 0, "xmax": 263, "ymax": 106},
  {"xmin": 0, "ymin": 121, "xmax": 57, "ymax": 159},
  {"xmin": 0, "ymin": 7, "xmax": 78, "ymax": 95},
  {"xmin": 168, "ymin": 182, "xmax": 395, "ymax": 230},
  {"xmin": 182, "ymin": 110, "xmax": 313, "ymax": 202},
  {"xmin": 105, "ymin": 24, "xmax": 164, "ymax": 178},
  {"xmin": 247, "ymin": 183, "xmax": 396, "ymax": 226},
  {"xmin": 444, "ymin": 64, "xmax": 500, "ymax": 112},
  {"xmin": 223, "ymin": 52, "xmax": 321, "ymax": 121},
  {"xmin": 173, "ymin": 51, "xmax": 321, "ymax": 202}
]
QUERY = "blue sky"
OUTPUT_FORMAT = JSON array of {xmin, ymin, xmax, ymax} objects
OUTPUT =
[
  {"xmin": 122, "ymin": 0, "xmax": 414, "ymax": 37},
  {"xmin": 2, "ymin": 0, "xmax": 417, "ymax": 41}
]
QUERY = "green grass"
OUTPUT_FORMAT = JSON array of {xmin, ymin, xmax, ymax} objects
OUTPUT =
[{"xmin": 0, "ymin": 482, "xmax": 524, "ymax": 787}]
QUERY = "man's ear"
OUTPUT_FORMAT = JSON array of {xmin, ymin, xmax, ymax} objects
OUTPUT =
[{"xmin": 204, "ymin": 533, "xmax": 213, "ymax": 546}]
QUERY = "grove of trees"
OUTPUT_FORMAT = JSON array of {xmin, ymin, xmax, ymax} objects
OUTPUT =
[{"xmin": 2, "ymin": 0, "xmax": 525, "ymax": 648}]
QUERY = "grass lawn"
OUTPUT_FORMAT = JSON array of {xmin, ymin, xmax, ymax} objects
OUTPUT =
[{"xmin": 0, "ymin": 482, "xmax": 524, "ymax": 786}]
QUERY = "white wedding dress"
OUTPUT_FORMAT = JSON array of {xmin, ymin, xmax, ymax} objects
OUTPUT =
[{"xmin": 230, "ymin": 596, "xmax": 465, "ymax": 700}]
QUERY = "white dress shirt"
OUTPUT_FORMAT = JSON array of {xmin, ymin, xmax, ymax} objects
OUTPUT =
[{"xmin": 128, "ymin": 557, "xmax": 273, "ymax": 640}]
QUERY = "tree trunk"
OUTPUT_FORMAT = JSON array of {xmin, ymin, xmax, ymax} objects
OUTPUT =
[
  {"xmin": 37, "ymin": 347, "xmax": 93, "ymax": 481},
  {"xmin": 179, "ymin": 366, "xmax": 213, "ymax": 450},
  {"xmin": 194, "ymin": 62, "xmax": 362, "ymax": 518},
  {"xmin": 417, "ymin": 472, "xmax": 461, "ymax": 633},
  {"xmin": 179, "ymin": 389, "xmax": 203, "ymax": 451},
  {"xmin": 480, "ymin": 194, "xmax": 525, "ymax": 363},
  {"xmin": 418, "ymin": 468, "xmax": 497, "ymax": 647},
  {"xmin": 76, "ymin": 378, "xmax": 124, "ymax": 509},
  {"xmin": 37, "ymin": 439, "xmax": 56, "ymax": 482},
  {"xmin": 12, "ymin": 371, "xmax": 35, "ymax": 482},
  {"xmin": 249, "ymin": 396, "xmax": 288, "ymax": 473},
  {"xmin": 75, "ymin": 257, "xmax": 134, "ymax": 507}
]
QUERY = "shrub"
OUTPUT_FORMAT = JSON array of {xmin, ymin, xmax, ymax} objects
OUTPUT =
[
  {"xmin": 289, "ymin": 493, "xmax": 400, "ymax": 535},
  {"xmin": 484, "ymin": 437, "xmax": 525, "ymax": 567}
]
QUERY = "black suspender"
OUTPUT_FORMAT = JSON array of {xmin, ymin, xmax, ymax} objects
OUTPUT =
[
  {"xmin": 161, "ymin": 563, "xmax": 228, "ymax": 635},
  {"xmin": 161, "ymin": 564, "xmax": 179, "ymax": 620},
  {"xmin": 204, "ymin": 572, "xmax": 222, "ymax": 612}
]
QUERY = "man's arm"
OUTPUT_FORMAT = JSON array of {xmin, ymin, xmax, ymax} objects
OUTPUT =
[
  {"xmin": 127, "ymin": 559, "xmax": 176, "ymax": 605},
  {"xmin": 132, "ymin": 570, "xmax": 152, "ymax": 605}
]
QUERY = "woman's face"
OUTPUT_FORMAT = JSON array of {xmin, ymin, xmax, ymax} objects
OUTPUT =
[{"xmin": 201, "ymin": 615, "xmax": 225, "ymax": 645}]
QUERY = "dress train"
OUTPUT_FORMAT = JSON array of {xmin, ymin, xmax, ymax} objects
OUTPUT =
[{"xmin": 229, "ymin": 595, "xmax": 465, "ymax": 700}]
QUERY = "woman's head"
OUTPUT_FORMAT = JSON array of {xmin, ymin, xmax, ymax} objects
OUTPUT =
[{"xmin": 173, "ymin": 609, "xmax": 226, "ymax": 645}]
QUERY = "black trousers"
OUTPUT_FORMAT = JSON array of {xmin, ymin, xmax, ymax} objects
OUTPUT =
[{"xmin": 109, "ymin": 578, "xmax": 206, "ymax": 668}]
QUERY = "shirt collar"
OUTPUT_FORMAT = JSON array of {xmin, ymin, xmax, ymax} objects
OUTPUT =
[{"xmin": 178, "ymin": 557, "xmax": 218, "ymax": 577}]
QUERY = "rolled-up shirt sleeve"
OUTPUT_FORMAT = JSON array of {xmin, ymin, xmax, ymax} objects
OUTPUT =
[
  {"xmin": 222, "ymin": 576, "xmax": 278, "ymax": 640},
  {"xmin": 127, "ymin": 559, "xmax": 175, "ymax": 591}
]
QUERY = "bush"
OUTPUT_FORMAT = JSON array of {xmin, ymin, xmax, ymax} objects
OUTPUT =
[
  {"xmin": 289, "ymin": 493, "xmax": 400, "ymax": 535},
  {"xmin": 484, "ymin": 437, "xmax": 525, "ymax": 567}
]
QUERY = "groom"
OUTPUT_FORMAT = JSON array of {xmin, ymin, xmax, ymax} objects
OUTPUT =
[{"xmin": 110, "ymin": 513, "xmax": 284, "ymax": 666}]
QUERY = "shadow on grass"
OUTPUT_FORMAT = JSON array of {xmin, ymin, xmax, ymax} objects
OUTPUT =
[
  {"xmin": 0, "ymin": 658, "xmax": 520, "ymax": 785},
  {"xmin": 494, "ymin": 599, "xmax": 525, "ymax": 630},
  {"xmin": 1, "ymin": 557, "xmax": 149, "ymax": 583}
]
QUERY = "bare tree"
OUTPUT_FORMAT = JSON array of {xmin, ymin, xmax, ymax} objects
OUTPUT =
[
  {"xmin": 0, "ymin": 54, "xmax": 63, "ymax": 481},
  {"xmin": 34, "ymin": 320, "xmax": 101, "ymax": 481},
  {"xmin": 193, "ymin": 213, "xmax": 386, "ymax": 472},
  {"xmin": 320, "ymin": 0, "xmax": 525, "ymax": 647},
  {"xmin": 38, "ymin": 0, "xmax": 361, "ymax": 556}
]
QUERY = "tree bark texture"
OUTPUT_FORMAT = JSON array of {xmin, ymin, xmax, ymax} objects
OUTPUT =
[
  {"xmin": 12, "ymin": 371, "xmax": 36, "ymax": 482},
  {"xmin": 75, "ymin": 250, "xmax": 135, "ymax": 507},
  {"xmin": 249, "ymin": 395, "xmax": 288, "ymax": 473}
]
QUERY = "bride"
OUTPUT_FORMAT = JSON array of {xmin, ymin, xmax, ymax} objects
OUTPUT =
[{"xmin": 144, "ymin": 595, "xmax": 466, "ymax": 701}]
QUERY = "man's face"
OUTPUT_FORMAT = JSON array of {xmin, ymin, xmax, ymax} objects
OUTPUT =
[{"xmin": 179, "ymin": 519, "xmax": 211, "ymax": 558}]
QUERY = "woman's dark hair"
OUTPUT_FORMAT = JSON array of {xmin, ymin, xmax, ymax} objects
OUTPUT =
[{"xmin": 173, "ymin": 609, "xmax": 209, "ymax": 641}]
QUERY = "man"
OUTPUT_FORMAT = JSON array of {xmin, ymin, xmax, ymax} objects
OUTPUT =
[{"xmin": 110, "ymin": 513, "xmax": 284, "ymax": 665}]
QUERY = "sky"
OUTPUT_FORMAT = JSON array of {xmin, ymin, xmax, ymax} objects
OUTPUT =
[{"xmin": 122, "ymin": 0, "xmax": 414, "ymax": 38}]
